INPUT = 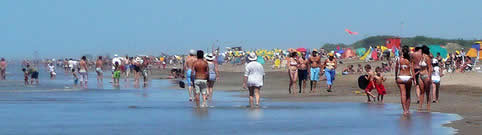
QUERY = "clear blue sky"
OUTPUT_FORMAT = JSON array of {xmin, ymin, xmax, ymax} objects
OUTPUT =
[{"xmin": 1, "ymin": 0, "xmax": 481, "ymax": 59}]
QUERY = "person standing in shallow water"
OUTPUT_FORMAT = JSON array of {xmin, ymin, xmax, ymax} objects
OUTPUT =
[
  {"xmin": 95, "ymin": 56, "xmax": 104, "ymax": 84},
  {"xmin": 411, "ymin": 45, "xmax": 433, "ymax": 111},
  {"xmin": 184, "ymin": 50, "xmax": 197, "ymax": 101},
  {"xmin": 243, "ymin": 52, "xmax": 264, "ymax": 107},
  {"xmin": 79, "ymin": 56, "xmax": 89, "ymax": 88},
  {"xmin": 395, "ymin": 46, "xmax": 413, "ymax": 115},
  {"xmin": 193, "ymin": 50, "xmax": 209, "ymax": 107},
  {"xmin": 205, "ymin": 53, "xmax": 219, "ymax": 100},
  {"xmin": 0, "ymin": 58, "xmax": 7, "ymax": 80}
]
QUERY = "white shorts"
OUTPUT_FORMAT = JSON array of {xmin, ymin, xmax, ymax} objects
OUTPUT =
[{"xmin": 194, "ymin": 80, "xmax": 208, "ymax": 95}]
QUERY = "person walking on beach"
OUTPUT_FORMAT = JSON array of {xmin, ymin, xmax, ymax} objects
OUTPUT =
[
  {"xmin": 79, "ymin": 56, "xmax": 89, "ymax": 88},
  {"xmin": 411, "ymin": 45, "xmax": 433, "ymax": 111},
  {"xmin": 113, "ymin": 62, "xmax": 121, "ymax": 86},
  {"xmin": 0, "ymin": 58, "xmax": 7, "ymax": 80},
  {"xmin": 48, "ymin": 62, "xmax": 56, "ymax": 80},
  {"xmin": 72, "ymin": 68, "xmax": 79, "ymax": 88},
  {"xmin": 374, "ymin": 67, "xmax": 386, "ymax": 103},
  {"xmin": 193, "ymin": 50, "xmax": 209, "ymax": 107},
  {"xmin": 395, "ymin": 46, "xmax": 413, "ymax": 115},
  {"xmin": 27, "ymin": 64, "xmax": 39, "ymax": 85},
  {"xmin": 297, "ymin": 51, "xmax": 309, "ymax": 93},
  {"xmin": 95, "ymin": 56, "xmax": 104, "ymax": 84},
  {"xmin": 309, "ymin": 49, "xmax": 321, "ymax": 93},
  {"xmin": 287, "ymin": 51, "xmax": 298, "ymax": 94},
  {"xmin": 322, "ymin": 53, "xmax": 337, "ymax": 92},
  {"xmin": 63, "ymin": 58, "xmax": 69, "ymax": 74},
  {"xmin": 431, "ymin": 57, "xmax": 443, "ymax": 103},
  {"xmin": 364, "ymin": 64, "xmax": 377, "ymax": 102},
  {"xmin": 205, "ymin": 53, "xmax": 219, "ymax": 100},
  {"xmin": 243, "ymin": 52, "xmax": 264, "ymax": 107},
  {"xmin": 184, "ymin": 50, "xmax": 197, "ymax": 101},
  {"xmin": 22, "ymin": 68, "xmax": 29, "ymax": 85}
]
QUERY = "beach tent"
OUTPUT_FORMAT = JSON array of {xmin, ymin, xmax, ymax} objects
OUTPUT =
[
  {"xmin": 356, "ymin": 48, "xmax": 366, "ymax": 56},
  {"xmin": 360, "ymin": 47, "xmax": 372, "ymax": 60},
  {"xmin": 386, "ymin": 38, "xmax": 401, "ymax": 50},
  {"xmin": 343, "ymin": 48, "xmax": 356, "ymax": 58},
  {"xmin": 371, "ymin": 48, "xmax": 378, "ymax": 60},
  {"xmin": 428, "ymin": 45, "xmax": 448, "ymax": 58}
]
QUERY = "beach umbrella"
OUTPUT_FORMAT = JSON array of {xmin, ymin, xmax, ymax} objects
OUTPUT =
[
  {"xmin": 296, "ymin": 48, "xmax": 307, "ymax": 52},
  {"xmin": 428, "ymin": 45, "xmax": 448, "ymax": 58}
]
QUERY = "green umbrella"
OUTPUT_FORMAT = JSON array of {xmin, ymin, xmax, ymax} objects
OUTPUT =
[{"xmin": 428, "ymin": 45, "xmax": 448, "ymax": 58}]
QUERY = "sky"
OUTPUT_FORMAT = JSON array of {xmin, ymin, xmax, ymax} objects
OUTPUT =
[{"xmin": 1, "ymin": 0, "xmax": 482, "ymax": 59}]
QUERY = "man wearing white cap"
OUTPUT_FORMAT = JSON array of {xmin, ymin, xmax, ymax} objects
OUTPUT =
[
  {"xmin": 184, "ymin": 49, "xmax": 197, "ymax": 101},
  {"xmin": 243, "ymin": 52, "xmax": 264, "ymax": 107}
]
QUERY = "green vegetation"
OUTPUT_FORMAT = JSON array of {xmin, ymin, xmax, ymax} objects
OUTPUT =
[{"xmin": 323, "ymin": 35, "xmax": 479, "ymax": 50}]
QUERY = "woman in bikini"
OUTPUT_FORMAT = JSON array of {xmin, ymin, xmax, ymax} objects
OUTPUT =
[
  {"xmin": 395, "ymin": 46, "xmax": 413, "ymax": 115},
  {"xmin": 287, "ymin": 52, "xmax": 298, "ymax": 94},
  {"xmin": 412, "ymin": 45, "xmax": 433, "ymax": 111}
]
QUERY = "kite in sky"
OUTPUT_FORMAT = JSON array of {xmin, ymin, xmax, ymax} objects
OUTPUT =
[{"xmin": 345, "ymin": 29, "xmax": 358, "ymax": 35}]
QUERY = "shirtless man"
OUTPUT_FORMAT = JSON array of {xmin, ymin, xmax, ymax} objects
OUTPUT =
[
  {"xmin": 96, "ymin": 56, "xmax": 104, "ymax": 84},
  {"xmin": 184, "ymin": 50, "xmax": 197, "ymax": 101},
  {"xmin": 79, "ymin": 56, "xmax": 89, "ymax": 88},
  {"xmin": 308, "ymin": 49, "xmax": 321, "ymax": 93},
  {"xmin": 63, "ymin": 58, "xmax": 69, "ymax": 74},
  {"xmin": 297, "ymin": 51, "xmax": 309, "ymax": 93},
  {"xmin": 193, "ymin": 50, "xmax": 209, "ymax": 107},
  {"xmin": 0, "ymin": 58, "xmax": 7, "ymax": 80}
]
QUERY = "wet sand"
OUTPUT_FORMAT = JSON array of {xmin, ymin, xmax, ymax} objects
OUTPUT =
[{"xmin": 159, "ymin": 60, "xmax": 482, "ymax": 135}]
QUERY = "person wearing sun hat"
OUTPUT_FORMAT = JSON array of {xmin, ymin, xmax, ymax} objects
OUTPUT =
[
  {"xmin": 243, "ymin": 52, "xmax": 264, "ymax": 107},
  {"xmin": 322, "ymin": 52, "xmax": 337, "ymax": 92},
  {"xmin": 205, "ymin": 53, "xmax": 219, "ymax": 100}
]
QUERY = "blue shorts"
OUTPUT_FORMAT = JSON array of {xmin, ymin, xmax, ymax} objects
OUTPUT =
[
  {"xmin": 325, "ymin": 69, "xmax": 336, "ymax": 85},
  {"xmin": 186, "ymin": 69, "xmax": 192, "ymax": 86},
  {"xmin": 310, "ymin": 68, "xmax": 320, "ymax": 81}
]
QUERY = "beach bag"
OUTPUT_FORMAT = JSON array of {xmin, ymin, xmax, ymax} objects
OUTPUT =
[
  {"xmin": 358, "ymin": 75, "xmax": 369, "ymax": 89},
  {"xmin": 179, "ymin": 81, "xmax": 185, "ymax": 88}
]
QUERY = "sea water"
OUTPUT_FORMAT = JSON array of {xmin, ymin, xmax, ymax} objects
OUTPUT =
[{"xmin": 0, "ymin": 64, "xmax": 461, "ymax": 135}]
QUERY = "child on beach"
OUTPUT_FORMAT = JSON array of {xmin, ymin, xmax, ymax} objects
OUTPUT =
[
  {"xmin": 364, "ymin": 64, "xmax": 377, "ymax": 102},
  {"xmin": 22, "ymin": 68, "xmax": 29, "ymax": 85},
  {"xmin": 113, "ymin": 62, "xmax": 121, "ymax": 85},
  {"xmin": 72, "ymin": 69, "xmax": 79, "ymax": 87},
  {"xmin": 357, "ymin": 64, "xmax": 363, "ymax": 73},
  {"xmin": 375, "ymin": 67, "xmax": 387, "ymax": 103}
]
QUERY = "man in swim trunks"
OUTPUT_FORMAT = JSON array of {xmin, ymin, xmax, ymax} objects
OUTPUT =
[
  {"xmin": 308, "ymin": 49, "xmax": 321, "ymax": 93},
  {"xmin": 79, "ymin": 56, "xmax": 89, "ymax": 88},
  {"xmin": 297, "ymin": 51, "xmax": 309, "ymax": 93},
  {"xmin": 193, "ymin": 50, "xmax": 209, "ymax": 107},
  {"xmin": 96, "ymin": 56, "xmax": 104, "ymax": 84},
  {"xmin": 0, "ymin": 58, "xmax": 7, "ymax": 80},
  {"xmin": 27, "ymin": 64, "xmax": 39, "ymax": 85},
  {"xmin": 184, "ymin": 50, "xmax": 197, "ymax": 101}
]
